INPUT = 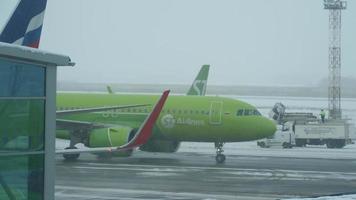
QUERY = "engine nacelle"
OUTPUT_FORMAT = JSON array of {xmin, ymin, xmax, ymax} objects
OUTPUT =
[
  {"xmin": 139, "ymin": 139, "xmax": 180, "ymax": 153},
  {"xmin": 88, "ymin": 127, "xmax": 135, "ymax": 148},
  {"xmin": 88, "ymin": 127, "xmax": 136, "ymax": 157}
]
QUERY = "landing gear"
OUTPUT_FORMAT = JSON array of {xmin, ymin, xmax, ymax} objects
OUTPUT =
[
  {"xmin": 63, "ymin": 146, "xmax": 80, "ymax": 161},
  {"xmin": 215, "ymin": 142, "xmax": 226, "ymax": 164},
  {"xmin": 216, "ymin": 154, "xmax": 226, "ymax": 164},
  {"xmin": 63, "ymin": 131, "xmax": 83, "ymax": 161}
]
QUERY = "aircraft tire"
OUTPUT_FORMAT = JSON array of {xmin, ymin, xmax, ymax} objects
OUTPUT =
[
  {"xmin": 258, "ymin": 141, "xmax": 266, "ymax": 148},
  {"xmin": 282, "ymin": 142, "xmax": 292, "ymax": 149},
  {"xmin": 295, "ymin": 139, "xmax": 306, "ymax": 147},
  {"xmin": 63, "ymin": 147, "xmax": 80, "ymax": 161},
  {"xmin": 327, "ymin": 140, "xmax": 345, "ymax": 149},
  {"xmin": 326, "ymin": 140, "xmax": 336, "ymax": 149},
  {"xmin": 215, "ymin": 154, "xmax": 226, "ymax": 164}
]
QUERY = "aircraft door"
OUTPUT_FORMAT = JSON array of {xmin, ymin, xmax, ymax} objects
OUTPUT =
[{"xmin": 209, "ymin": 101, "xmax": 223, "ymax": 125}]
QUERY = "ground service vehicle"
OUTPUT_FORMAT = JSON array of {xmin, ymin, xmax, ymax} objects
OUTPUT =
[
  {"xmin": 257, "ymin": 124, "xmax": 294, "ymax": 148},
  {"xmin": 270, "ymin": 103, "xmax": 353, "ymax": 148}
]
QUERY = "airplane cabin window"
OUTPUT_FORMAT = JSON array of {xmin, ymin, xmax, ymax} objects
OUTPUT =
[{"xmin": 237, "ymin": 109, "xmax": 244, "ymax": 116}]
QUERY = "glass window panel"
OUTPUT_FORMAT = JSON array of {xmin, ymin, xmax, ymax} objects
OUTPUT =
[
  {"xmin": 0, "ymin": 59, "xmax": 45, "ymax": 97},
  {"xmin": 254, "ymin": 109, "xmax": 262, "ymax": 116},
  {"xmin": 236, "ymin": 109, "xmax": 243, "ymax": 116},
  {"xmin": 0, "ymin": 154, "xmax": 44, "ymax": 200},
  {"xmin": 0, "ymin": 100, "xmax": 45, "ymax": 151},
  {"xmin": 243, "ymin": 109, "xmax": 250, "ymax": 116}
]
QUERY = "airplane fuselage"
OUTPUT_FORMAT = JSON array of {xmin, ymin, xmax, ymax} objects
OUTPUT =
[{"xmin": 56, "ymin": 93, "xmax": 276, "ymax": 143}]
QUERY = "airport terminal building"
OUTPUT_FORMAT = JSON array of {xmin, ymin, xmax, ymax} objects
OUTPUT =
[{"xmin": 0, "ymin": 42, "xmax": 73, "ymax": 199}]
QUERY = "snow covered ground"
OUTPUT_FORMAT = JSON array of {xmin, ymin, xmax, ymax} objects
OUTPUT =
[
  {"xmin": 177, "ymin": 141, "xmax": 356, "ymax": 160},
  {"xmin": 285, "ymin": 194, "xmax": 356, "ymax": 200},
  {"xmin": 56, "ymin": 139, "xmax": 356, "ymax": 160}
]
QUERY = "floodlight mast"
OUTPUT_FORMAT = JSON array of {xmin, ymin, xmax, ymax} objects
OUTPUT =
[{"xmin": 323, "ymin": 0, "xmax": 346, "ymax": 119}]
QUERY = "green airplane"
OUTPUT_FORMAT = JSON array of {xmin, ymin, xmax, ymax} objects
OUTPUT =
[{"xmin": 56, "ymin": 65, "xmax": 276, "ymax": 163}]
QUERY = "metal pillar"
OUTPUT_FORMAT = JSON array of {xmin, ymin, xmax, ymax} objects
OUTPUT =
[{"xmin": 324, "ymin": 0, "xmax": 346, "ymax": 119}]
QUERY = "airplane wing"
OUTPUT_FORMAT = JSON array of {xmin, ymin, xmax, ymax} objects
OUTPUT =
[
  {"xmin": 56, "ymin": 119, "xmax": 100, "ymax": 130},
  {"xmin": 56, "ymin": 90, "xmax": 170, "ymax": 155},
  {"xmin": 56, "ymin": 104, "xmax": 150, "ymax": 131}
]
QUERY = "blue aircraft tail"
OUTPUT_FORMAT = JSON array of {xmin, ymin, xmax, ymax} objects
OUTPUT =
[{"xmin": 0, "ymin": 0, "xmax": 48, "ymax": 48}]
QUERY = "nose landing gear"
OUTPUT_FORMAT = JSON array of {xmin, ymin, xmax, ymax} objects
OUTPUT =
[{"xmin": 215, "ymin": 142, "xmax": 226, "ymax": 164}]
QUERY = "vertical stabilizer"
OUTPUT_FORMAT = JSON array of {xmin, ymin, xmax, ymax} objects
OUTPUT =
[
  {"xmin": 0, "ymin": 0, "xmax": 47, "ymax": 48},
  {"xmin": 187, "ymin": 65, "xmax": 210, "ymax": 96}
]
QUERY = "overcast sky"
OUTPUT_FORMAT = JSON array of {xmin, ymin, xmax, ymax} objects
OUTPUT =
[{"xmin": 1, "ymin": 0, "xmax": 355, "ymax": 86}]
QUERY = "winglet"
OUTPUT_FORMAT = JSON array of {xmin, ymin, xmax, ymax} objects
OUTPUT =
[
  {"xmin": 119, "ymin": 90, "xmax": 170, "ymax": 149},
  {"xmin": 106, "ymin": 85, "xmax": 114, "ymax": 94},
  {"xmin": 187, "ymin": 65, "xmax": 210, "ymax": 96}
]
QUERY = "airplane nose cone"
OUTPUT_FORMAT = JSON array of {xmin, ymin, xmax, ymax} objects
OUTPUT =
[
  {"xmin": 264, "ymin": 118, "xmax": 277, "ymax": 137},
  {"xmin": 256, "ymin": 117, "xmax": 276, "ymax": 139}
]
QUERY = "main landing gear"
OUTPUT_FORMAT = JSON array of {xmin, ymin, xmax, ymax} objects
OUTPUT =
[
  {"xmin": 215, "ymin": 142, "xmax": 226, "ymax": 164},
  {"xmin": 63, "ymin": 146, "xmax": 80, "ymax": 161},
  {"xmin": 63, "ymin": 130, "xmax": 85, "ymax": 161}
]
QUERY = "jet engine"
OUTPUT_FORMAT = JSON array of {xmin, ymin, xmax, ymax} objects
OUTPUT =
[
  {"xmin": 88, "ymin": 127, "xmax": 136, "ymax": 147},
  {"xmin": 88, "ymin": 127, "xmax": 136, "ymax": 157},
  {"xmin": 139, "ymin": 139, "xmax": 180, "ymax": 153}
]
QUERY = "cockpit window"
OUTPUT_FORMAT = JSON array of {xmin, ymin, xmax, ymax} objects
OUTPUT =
[
  {"xmin": 243, "ymin": 109, "xmax": 253, "ymax": 116},
  {"xmin": 253, "ymin": 109, "xmax": 261, "ymax": 116},
  {"xmin": 236, "ymin": 109, "xmax": 261, "ymax": 116}
]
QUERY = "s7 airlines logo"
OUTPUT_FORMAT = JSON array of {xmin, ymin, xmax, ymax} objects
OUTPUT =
[
  {"xmin": 193, "ymin": 80, "xmax": 207, "ymax": 95},
  {"xmin": 161, "ymin": 114, "xmax": 175, "ymax": 128},
  {"xmin": 161, "ymin": 114, "xmax": 205, "ymax": 129}
]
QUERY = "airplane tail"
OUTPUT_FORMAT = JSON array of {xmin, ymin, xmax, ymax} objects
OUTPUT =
[
  {"xmin": 186, "ymin": 65, "xmax": 210, "ymax": 96},
  {"xmin": 0, "ymin": 0, "xmax": 48, "ymax": 48}
]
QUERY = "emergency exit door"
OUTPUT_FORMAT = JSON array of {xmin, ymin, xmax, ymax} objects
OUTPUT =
[{"xmin": 209, "ymin": 101, "xmax": 223, "ymax": 125}]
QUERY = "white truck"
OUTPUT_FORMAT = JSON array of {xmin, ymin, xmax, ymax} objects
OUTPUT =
[
  {"xmin": 257, "ymin": 124, "xmax": 295, "ymax": 148},
  {"xmin": 267, "ymin": 102, "xmax": 353, "ymax": 149},
  {"xmin": 294, "ymin": 120, "xmax": 352, "ymax": 148}
]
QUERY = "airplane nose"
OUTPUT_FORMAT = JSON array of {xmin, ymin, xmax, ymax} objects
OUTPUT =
[
  {"xmin": 262, "ymin": 118, "xmax": 277, "ymax": 138},
  {"xmin": 254, "ymin": 117, "xmax": 276, "ymax": 139},
  {"xmin": 240, "ymin": 117, "xmax": 276, "ymax": 140}
]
